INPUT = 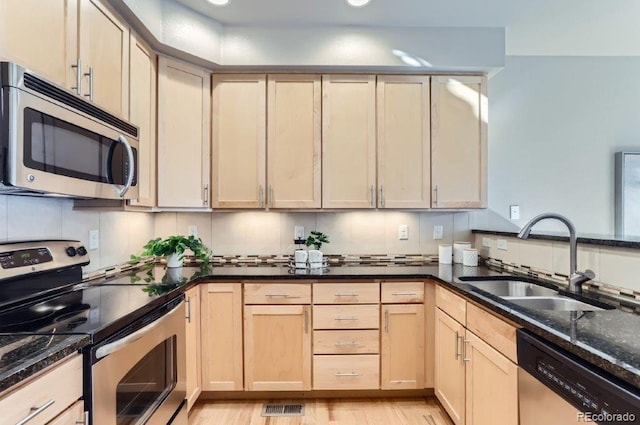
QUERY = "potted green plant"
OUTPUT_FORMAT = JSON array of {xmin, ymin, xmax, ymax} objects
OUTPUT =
[
  {"xmin": 132, "ymin": 235, "xmax": 211, "ymax": 268},
  {"xmin": 305, "ymin": 231, "xmax": 329, "ymax": 268}
]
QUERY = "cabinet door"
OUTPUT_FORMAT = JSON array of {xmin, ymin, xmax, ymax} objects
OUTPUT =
[
  {"xmin": 381, "ymin": 304, "xmax": 425, "ymax": 389},
  {"xmin": 78, "ymin": 0, "xmax": 129, "ymax": 115},
  {"xmin": 47, "ymin": 401, "xmax": 85, "ymax": 425},
  {"xmin": 201, "ymin": 283, "xmax": 244, "ymax": 391},
  {"xmin": 244, "ymin": 305, "xmax": 311, "ymax": 391},
  {"xmin": 267, "ymin": 75, "xmax": 321, "ymax": 208},
  {"xmin": 435, "ymin": 309, "xmax": 466, "ymax": 425},
  {"xmin": 127, "ymin": 32, "xmax": 157, "ymax": 208},
  {"xmin": 0, "ymin": 0, "xmax": 77, "ymax": 89},
  {"xmin": 377, "ymin": 75, "xmax": 431, "ymax": 208},
  {"xmin": 465, "ymin": 330, "xmax": 518, "ymax": 425},
  {"xmin": 431, "ymin": 75, "xmax": 487, "ymax": 208},
  {"xmin": 322, "ymin": 75, "xmax": 376, "ymax": 208},
  {"xmin": 185, "ymin": 286, "xmax": 202, "ymax": 411},
  {"xmin": 157, "ymin": 56, "xmax": 211, "ymax": 208},
  {"xmin": 211, "ymin": 74, "xmax": 266, "ymax": 208}
]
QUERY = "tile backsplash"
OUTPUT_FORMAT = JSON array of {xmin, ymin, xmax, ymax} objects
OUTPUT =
[
  {"xmin": 0, "ymin": 195, "xmax": 155, "ymax": 273},
  {"xmin": 155, "ymin": 210, "xmax": 473, "ymax": 257},
  {"xmin": 474, "ymin": 233, "xmax": 640, "ymax": 294}
]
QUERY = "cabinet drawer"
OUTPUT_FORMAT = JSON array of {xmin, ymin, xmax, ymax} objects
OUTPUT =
[
  {"xmin": 313, "ymin": 305, "xmax": 380, "ymax": 329},
  {"xmin": 48, "ymin": 400, "xmax": 85, "ymax": 425},
  {"xmin": 436, "ymin": 285, "xmax": 466, "ymax": 325},
  {"xmin": 313, "ymin": 355, "xmax": 380, "ymax": 390},
  {"xmin": 466, "ymin": 302, "xmax": 518, "ymax": 363},
  {"xmin": 244, "ymin": 283, "xmax": 311, "ymax": 304},
  {"xmin": 313, "ymin": 282, "xmax": 379, "ymax": 304},
  {"xmin": 313, "ymin": 330, "xmax": 379, "ymax": 354},
  {"xmin": 0, "ymin": 354, "xmax": 83, "ymax": 425},
  {"xmin": 381, "ymin": 281, "xmax": 424, "ymax": 303}
]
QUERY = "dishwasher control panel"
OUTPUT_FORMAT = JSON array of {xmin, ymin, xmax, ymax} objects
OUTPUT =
[{"xmin": 518, "ymin": 330, "xmax": 639, "ymax": 421}]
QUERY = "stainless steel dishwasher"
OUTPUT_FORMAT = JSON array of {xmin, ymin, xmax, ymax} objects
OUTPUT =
[{"xmin": 517, "ymin": 330, "xmax": 639, "ymax": 425}]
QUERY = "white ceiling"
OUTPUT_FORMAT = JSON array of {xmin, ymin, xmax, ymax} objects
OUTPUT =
[{"xmin": 174, "ymin": 0, "xmax": 640, "ymax": 55}]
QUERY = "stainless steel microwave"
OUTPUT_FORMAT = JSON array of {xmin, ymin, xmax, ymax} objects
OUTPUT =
[{"xmin": 0, "ymin": 62, "xmax": 138, "ymax": 199}]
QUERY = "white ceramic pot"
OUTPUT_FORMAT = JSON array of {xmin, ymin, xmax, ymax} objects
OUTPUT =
[
  {"xmin": 308, "ymin": 249, "xmax": 323, "ymax": 269},
  {"xmin": 166, "ymin": 252, "xmax": 184, "ymax": 268}
]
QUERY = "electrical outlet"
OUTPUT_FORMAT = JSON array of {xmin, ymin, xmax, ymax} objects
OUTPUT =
[
  {"xmin": 497, "ymin": 239, "xmax": 508, "ymax": 251},
  {"xmin": 398, "ymin": 224, "xmax": 409, "ymax": 240},
  {"xmin": 510, "ymin": 205, "xmax": 520, "ymax": 220},
  {"xmin": 433, "ymin": 225, "xmax": 444, "ymax": 240},
  {"xmin": 187, "ymin": 225, "xmax": 198, "ymax": 237},
  {"xmin": 294, "ymin": 226, "xmax": 305, "ymax": 240},
  {"xmin": 89, "ymin": 229, "xmax": 99, "ymax": 250},
  {"xmin": 482, "ymin": 237, "xmax": 492, "ymax": 248}
]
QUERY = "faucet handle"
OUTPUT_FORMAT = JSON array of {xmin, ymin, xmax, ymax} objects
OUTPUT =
[{"xmin": 578, "ymin": 269, "xmax": 596, "ymax": 280}]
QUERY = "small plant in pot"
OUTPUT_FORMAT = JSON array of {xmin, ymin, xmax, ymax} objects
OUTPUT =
[
  {"xmin": 133, "ymin": 235, "xmax": 211, "ymax": 268},
  {"xmin": 305, "ymin": 231, "xmax": 329, "ymax": 268}
]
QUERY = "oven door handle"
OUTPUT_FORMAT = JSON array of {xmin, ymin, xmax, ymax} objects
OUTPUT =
[
  {"xmin": 112, "ymin": 134, "xmax": 135, "ymax": 198},
  {"xmin": 95, "ymin": 300, "xmax": 183, "ymax": 360}
]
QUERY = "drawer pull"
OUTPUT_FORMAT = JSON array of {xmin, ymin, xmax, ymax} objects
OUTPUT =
[
  {"xmin": 335, "ymin": 341, "xmax": 359, "ymax": 347},
  {"xmin": 266, "ymin": 294, "xmax": 290, "ymax": 298},
  {"xmin": 334, "ymin": 316, "xmax": 358, "ymax": 321},
  {"xmin": 17, "ymin": 399, "xmax": 55, "ymax": 425},
  {"xmin": 335, "ymin": 372, "xmax": 360, "ymax": 377},
  {"xmin": 335, "ymin": 293, "xmax": 359, "ymax": 297},
  {"xmin": 392, "ymin": 292, "xmax": 417, "ymax": 296}
]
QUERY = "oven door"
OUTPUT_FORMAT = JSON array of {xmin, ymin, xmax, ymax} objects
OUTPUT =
[
  {"xmin": 3, "ymin": 84, "xmax": 138, "ymax": 199},
  {"xmin": 91, "ymin": 299, "xmax": 186, "ymax": 425}
]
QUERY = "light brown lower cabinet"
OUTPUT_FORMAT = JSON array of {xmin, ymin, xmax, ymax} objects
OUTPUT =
[
  {"xmin": 201, "ymin": 283, "xmax": 244, "ymax": 391},
  {"xmin": 244, "ymin": 304, "xmax": 312, "ymax": 391},
  {"xmin": 381, "ymin": 304, "xmax": 425, "ymax": 389},
  {"xmin": 435, "ymin": 301, "xmax": 518, "ymax": 425},
  {"xmin": 48, "ymin": 400, "xmax": 85, "ymax": 425},
  {"xmin": 185, "ymin": 286, "xmax": 202, "ymax": 410}
]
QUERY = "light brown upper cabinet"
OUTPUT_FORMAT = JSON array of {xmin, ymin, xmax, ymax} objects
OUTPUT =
[
  {"xmin": 211, "ymin": 74, "xmax": 266, "ymax": 208},
  {"xmin": 0, "ymin": 0, "xmax": 129, "ymax": 116},
  {"xmin": 211, "ymin": 74, "xmax": 321, "ymax": 209},
  {"xmin": 322, "ymin": 75, "xmax": 377, "ymax": 208},
  {"xmin": 267, "ymin": 75, "xmax": 321, "ymax": 208},
  {"xmin": 127, "ymin": 32, "xmax": 157, "ymax": 208},
  {"xmin": 431, "ymin": 75, "xmax": 488, "ymax": 208},
  {"xmin": 157, "ymin": 56, "xmax": 211, "ymax": 208},
  {"xmin": 377, "ymin": 75, "xmax": 431, "ymax": 208},
  {"xmin": 0, "ymin": 0, "xmax": 77, "ymax": 88},
  {"xmin": 78, "ymin": 0, "xmax": 129, "ymax": 116}
]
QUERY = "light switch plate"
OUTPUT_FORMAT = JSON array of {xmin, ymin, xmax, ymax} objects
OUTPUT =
[
  {"xmin": 398, "ymin": 224, "xmax": 409, "ymax": 240},
  {"xmin": 510, "ymin": 205, "xmax": 520, "ymax": 220},
  {"xmin": 482, "ymin": 237, "xmax": 492, "ymax": 248},
  {"xmin": 187, "ymin": 225, "xmax": 198, "ymax": 237},
  {"xmin": 497, "ymin": 239, "xmax": 508, "ymax": 250},
  {"xmin": 433, "ymin": 225, "xmax": 444, "ymax": 240},
  {"xmin": 89, "ymin": 229, "xmax": 99, "ymax": 250}
]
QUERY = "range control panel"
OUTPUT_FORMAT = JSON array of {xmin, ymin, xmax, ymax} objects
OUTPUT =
[{"xmin": 0, "ymin": 240, "xmax": 89, "ymax": 281}]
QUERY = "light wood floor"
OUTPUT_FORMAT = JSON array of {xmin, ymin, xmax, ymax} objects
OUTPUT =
[{"xmin": 189, "ymin": 397, "xmax": 454, "ymax": 425}]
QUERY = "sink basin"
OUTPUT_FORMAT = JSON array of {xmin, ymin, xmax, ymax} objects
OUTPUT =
[
  {"xmin": 503, "ymin": 296, "xmax": 604, "ymax": 311},
  {"xmin": 460, "ymin": 279, "xmax": 559, "ymax": 298}
]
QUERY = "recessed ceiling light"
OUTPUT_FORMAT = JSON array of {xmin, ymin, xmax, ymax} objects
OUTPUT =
[
  {"xmin": 207, "ymin": 0, "xmax": 230, "ymax": 6},
  {"xmin": 346, "ymin": 0, "xmax": 371, "ymax": 7}
]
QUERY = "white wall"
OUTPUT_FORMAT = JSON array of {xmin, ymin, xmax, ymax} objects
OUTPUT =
[
  {"xmin": 486, "ymin": 56, "xmax": 640, "ymax": 234},
  {"xmin": 0, "ymin": 195, "xmax": 155, "ymax": 274},
  {"xmin": 154, "ymin": 211, "xmax": 472, "ymax": 257}
]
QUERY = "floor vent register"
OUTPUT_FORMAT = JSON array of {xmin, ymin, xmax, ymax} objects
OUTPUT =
[{"xmin": 261, "ymin": 403, "xmax": 305, "ymax": 417}]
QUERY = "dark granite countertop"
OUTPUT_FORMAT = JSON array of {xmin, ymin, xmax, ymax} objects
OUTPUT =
[
  {"xmin": 0, "ymin": 334, "xmax": 89, "ymax": 394},
  {"xmin": 2, "ymin": 260, "xmax": 638, "ymax": 395},
  {"xmin": 472, "ymin": 228, "xmax": 640, "ymax": 249},
  {"xmin": 143, "ymin": 261, "xmax": 640, "ymax": 390}
]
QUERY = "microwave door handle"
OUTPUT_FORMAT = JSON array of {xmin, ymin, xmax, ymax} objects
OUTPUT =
[
  {"xmin": 95, "ymin": 300, "xmax": 184, "ymax": 360},
  {"xmin": 112, "ymin": 134, "xmax": 135, "ymax": 198}
]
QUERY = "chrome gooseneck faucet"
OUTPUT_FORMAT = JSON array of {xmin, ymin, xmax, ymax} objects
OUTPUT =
[{"xmin": 517, "ymin": 213, "xmax": 595, "ymax": 293}]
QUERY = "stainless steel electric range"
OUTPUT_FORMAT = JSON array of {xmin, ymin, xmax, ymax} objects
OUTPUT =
[{"xmin": 0, "ymin": 240, "xmax": 187, "ymax": 425}]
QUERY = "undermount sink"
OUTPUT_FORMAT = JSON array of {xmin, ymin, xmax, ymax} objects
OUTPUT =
[
  {"xmin": 458, "ymin": 276, "xmax": 614, "ymax": 312},
  {"xmin": 503, "ymin": 296, "xmax": 605, "ymax": 311}
]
